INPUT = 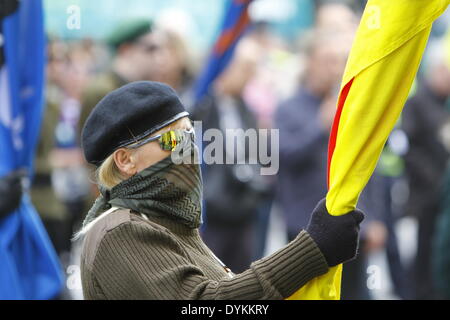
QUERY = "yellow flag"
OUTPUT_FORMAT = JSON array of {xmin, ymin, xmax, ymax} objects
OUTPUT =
[{"xmin": 287, "ymin": 0, "xmax": 449, "ymax": 300}]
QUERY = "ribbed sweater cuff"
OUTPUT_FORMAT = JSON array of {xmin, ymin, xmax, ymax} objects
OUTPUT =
[{"xmin": 250, "ymin": 230, "xmax": 329, "ymax": 298}]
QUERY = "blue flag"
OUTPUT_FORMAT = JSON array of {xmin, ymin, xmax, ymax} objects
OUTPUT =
[
  {"xmin": 194, "ymin": 0, "xmax": 253, "ymax": 102},
  {"xmin": 0, "ymin": 0, "xmax": 64, "ymax": 299}
]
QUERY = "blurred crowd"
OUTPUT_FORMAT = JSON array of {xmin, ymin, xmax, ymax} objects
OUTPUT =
[{"xmin": 33, "ymin": 1, "xmax": 450, "ymax": 300}]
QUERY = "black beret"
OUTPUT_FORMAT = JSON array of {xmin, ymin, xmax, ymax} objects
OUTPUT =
[{"xmin": 81, "ymin": 81, "xmax": 189, "ymax": 166}]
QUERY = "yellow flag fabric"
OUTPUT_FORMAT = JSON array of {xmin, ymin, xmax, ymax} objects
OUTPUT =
[{"xmin": 287, "ymin": 0, "xmax": 449, "ymax": 300}]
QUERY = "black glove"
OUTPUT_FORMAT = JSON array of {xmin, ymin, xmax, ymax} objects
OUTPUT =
[
  {"xmin": 306, "ymin": 198, "xmax": 365, "ymax": 267},
  {"xmin": 0, "ymin": 169, "xmax": 25, "ymax": 219}
]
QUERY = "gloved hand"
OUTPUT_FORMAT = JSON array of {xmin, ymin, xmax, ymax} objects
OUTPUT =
[
  {"xmin": 0, "ymin": 169, "xmax": 25, "ymax": 219},
  {"xmin": 306, "ymin": 198, "xmax": 365, "ymax": 267}
]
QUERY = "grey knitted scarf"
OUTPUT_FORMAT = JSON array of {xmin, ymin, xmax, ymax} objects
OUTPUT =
[{"xmin": 81, "ymin": 142, "xmax": 203, "ymax": 229}]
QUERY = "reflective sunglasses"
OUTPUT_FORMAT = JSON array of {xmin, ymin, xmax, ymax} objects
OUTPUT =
[{"xmin": 127, "ymin": 127, "xmax": 195, "ymax": 151}]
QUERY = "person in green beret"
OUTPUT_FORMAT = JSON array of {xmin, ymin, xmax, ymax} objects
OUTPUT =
[{"xmin": 79, "ymin": 18, "xmax": 159, "ymax": 134}]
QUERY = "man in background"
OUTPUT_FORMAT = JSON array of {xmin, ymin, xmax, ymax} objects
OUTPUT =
[
  {"xmin": 193, "ymin": 38, "xmax": 272, "ymax": 273},
  {"xmin": 79, "ymin": 18, "xmax": 156, "ymax": 128},
  {"xmin": 402, "ymin": 38, "xmax": 450, "ymax": 299}
]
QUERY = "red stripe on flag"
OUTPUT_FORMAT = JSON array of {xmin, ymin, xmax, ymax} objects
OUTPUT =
[
  {"xmin": 327, "ymin": 77, "xmax": 354, "ymax": 189},
  {"xmin": 213, "ymin": 8, "xmax": 250, "ymax": 56}
]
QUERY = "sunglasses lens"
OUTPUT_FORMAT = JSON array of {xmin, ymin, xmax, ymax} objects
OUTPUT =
[
  {"xmin": 159, "ymin": 129, "xmax": 194, "ymax": 151},
  {"xmin": 159, "ymin": 130, "xmax": 177, "ymax": 151}
]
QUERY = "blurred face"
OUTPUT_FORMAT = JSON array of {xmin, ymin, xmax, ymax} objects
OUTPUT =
[
  {"xmin": 47, "ymin": 42, "xmax": 69, "ymax": 85},
  {"xmin": 216, "ymin": 40, "xmax": 260, "ymax": 97},
  {"xmin": 47, "ymin": 43, "xmax": 89, "ymax": 99},
  {"xmin": 137, "ymin": 31, "xmax": 174, "ymax": 81},
  {"xmin": 316, "ymin": 4, "xmax": 358, "ymax": 33},
  {"xmin": 120, "ymin": 31, "xmax": 167, "ymax": 81},
  {"xmin": 47, "ymin": 57, "xmax": 67, "ymax": 85},
  {"xmin": 306, "ymin": 37, "xmax": 350, "ymax": 97},
  {"xmin": 152, "ymin": 31, "xmax": 187, "ymax": 85},
  {"xmin": 218, "ymin": 57, "xmax": 257, "ymax": 97},
  {"xmin": 430, "ymin": 63, "xmax": 450, "ymax": 97},
  {"xmin": 113, "ymin": 117, "xmax": 192, "ymax": 178},
  {"xmin": 63, "ymin": 52, "xmax": 91, "ymax": 99},
  {"xmin": 134, "ymin": 30, "xmax": 189, "ymax": 84}
]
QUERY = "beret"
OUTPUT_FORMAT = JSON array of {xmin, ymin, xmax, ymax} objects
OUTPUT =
[
  {"xmin": 107, "ymin": 18, "xmax": 152, "ymax": 49},
  {"xmin": 81, "ymin": 81, "xmax": 189, "ymax": 166}
]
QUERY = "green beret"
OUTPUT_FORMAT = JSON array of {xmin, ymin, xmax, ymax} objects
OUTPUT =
[{"xmin": 107, "ymin": 18, "xmax": 152, "ymax": 49}]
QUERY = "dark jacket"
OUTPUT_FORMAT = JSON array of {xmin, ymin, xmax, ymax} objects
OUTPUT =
[
  {"xmin": 191, "ymin": 94, "xmax": 272, "ymax": 223},
  {"xmin": 274, "ymin": 88, "xmax": 329, "ymax": 233},
  {"xmin": 433, "ymin": 165, "xmax": 450, "ymax": 299},
  {"xmin": 402, "ymin": 82, "xmax": 450, "ymax": 217},
  {"xmin": 275, "ymin": 88, "xmax": 386, "ymax": 236}
]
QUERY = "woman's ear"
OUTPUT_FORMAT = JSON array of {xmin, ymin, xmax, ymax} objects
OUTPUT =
[{"xmin": 113, "ymin": 148, "xmax": 137, "ymax": 177}]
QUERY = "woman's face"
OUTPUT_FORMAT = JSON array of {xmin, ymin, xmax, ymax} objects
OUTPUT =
[{"xmin": 113, "ymin": 117, "xmax": 192, "ymax": 177}]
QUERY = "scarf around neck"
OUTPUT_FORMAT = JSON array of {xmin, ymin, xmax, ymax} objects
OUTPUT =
[{"xmin": 81, "ymin": 141, "xmax": 203, "ymax": 231}]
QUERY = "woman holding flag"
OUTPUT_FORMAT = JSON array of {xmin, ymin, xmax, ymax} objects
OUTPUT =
[{"xmin": 76, "ymin": 80, "xmax": 364, "ymax": 300}]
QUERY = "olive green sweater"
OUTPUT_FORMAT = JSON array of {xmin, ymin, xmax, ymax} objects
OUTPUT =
[{"xmin": 80, "ymin": 208, "xmax": 329, "ymax": 300}]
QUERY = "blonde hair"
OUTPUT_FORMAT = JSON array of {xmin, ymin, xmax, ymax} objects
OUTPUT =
[{"xmin": 96, "ymin": 116, "xmax": 192, "ymax": 190}]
